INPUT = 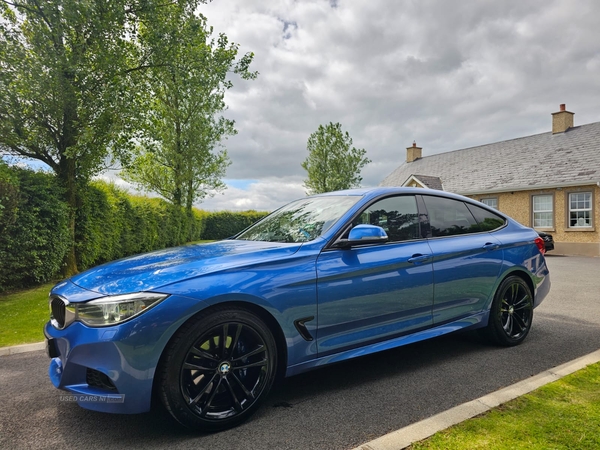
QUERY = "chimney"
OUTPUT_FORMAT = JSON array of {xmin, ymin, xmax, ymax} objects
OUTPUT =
[
  {"xmin": 552, "ymin": 104, "xmax": 574, "ymax": 134},
  {"xmin": 406, "ymin": 141, "xmax": 422, "ymax": 163}
]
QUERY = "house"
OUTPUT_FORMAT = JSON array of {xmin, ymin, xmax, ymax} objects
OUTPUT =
[{"xmin": 380, "ymin": 105, "xmax": 600, "ymax": 257}]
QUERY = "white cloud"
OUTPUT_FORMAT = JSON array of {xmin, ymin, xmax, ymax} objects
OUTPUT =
[
  {"xmin": 110, "ymin": 0, "xmax": 600, "ymax": 210},
  {"xmin": 95, "ymin": 170, "xmax": 305, "ymax": 212},
  {"xmin": 199, "ymin": 177, "xmax": 306, "ymax": 212}
]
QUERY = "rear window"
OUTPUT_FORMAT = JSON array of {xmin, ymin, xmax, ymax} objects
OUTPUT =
[
  {"xmin": 422, "ymin": 196, "xmax": 479, "ymax": 237},
  {"xmin": 466, "ymin": 203, "xmax": 507, "ymax": 231}
]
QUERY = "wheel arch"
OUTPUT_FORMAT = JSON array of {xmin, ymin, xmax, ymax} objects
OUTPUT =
[
  {"xmin": 151, "ymin": 300, "xmax": 288, "ymax": 403},
  {"xmin": 501, "ymin": 269, "xmax": 535, "ymax": 300},
  {"xmin": 482, "ymin": 267, "xmax": 536, "ymax": 317},
  {"xmin": 481, "ymin": 268, "xmax": 535, "ymax": 346},
  {"xmin": 215, "ymin": 300, "xmax": 289, "ymax": 382}
]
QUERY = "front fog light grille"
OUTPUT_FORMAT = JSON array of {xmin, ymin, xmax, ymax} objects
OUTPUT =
[
  {"xmin": 50, "ymin": 296, "xmax": 66, "ymax": 328},
  {"xmin": 86, "ymin": 368, "xmax": 117, "ymax": 392}
]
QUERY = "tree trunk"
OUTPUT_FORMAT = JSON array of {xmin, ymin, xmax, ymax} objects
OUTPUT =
[
  {"xmin": 59, "ymin": 157, "xmax": 78, "ymax": 277},
  {"xmin": 58, "ymin": 67, "xmax": 80, "ymax": 277},
  {"xmin": 185, "ymin": 178, "xmax": 194, "ymax": 241}
]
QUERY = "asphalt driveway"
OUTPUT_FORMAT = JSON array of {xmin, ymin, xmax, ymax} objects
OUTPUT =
[{"xmin": 1, "ymin": 255, "xmax": 599, "ymax": 450}]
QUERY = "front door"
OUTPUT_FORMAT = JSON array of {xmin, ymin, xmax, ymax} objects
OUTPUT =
[{"xmin": 316, "ymin": 195, "xmax": 434, "ymax": 356}]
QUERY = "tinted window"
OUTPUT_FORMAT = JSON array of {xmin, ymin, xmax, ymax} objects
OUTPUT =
[
  {"xmin": 466, "ymin": 203, "xmax": 506, "ymax": 231},
  {"xmin": 352, "ymin": 196, "xmax": 420, "ymax": 242},
  {"xmin": 422, "ymin": 196, "xmax": 479, "ymax": 237}
]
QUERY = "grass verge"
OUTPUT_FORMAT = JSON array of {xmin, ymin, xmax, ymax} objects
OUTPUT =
[
  {"xmin": 0, "ymin": 282, "xmax": 55, "ymax": 347},
  {"xmin": 410, "ymin": 362, "xmax": 600, "ymax": 450}
]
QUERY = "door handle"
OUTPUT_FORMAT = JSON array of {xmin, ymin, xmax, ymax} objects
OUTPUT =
[
  {"xmin": 483, "ymin": 243, "xmax": 500, "ymax": 251},
  {"xmin": 408, "ymin": 254, "xmax": 431, "ymax": 264}
]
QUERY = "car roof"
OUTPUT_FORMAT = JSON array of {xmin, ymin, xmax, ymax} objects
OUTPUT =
[
  {"xmin": 310, "ymin": 187, "xmax": 513, "ymax": 223},
  {"xmin": 311, "ymin": 186, "xmax": 482, "ymax": 203}
]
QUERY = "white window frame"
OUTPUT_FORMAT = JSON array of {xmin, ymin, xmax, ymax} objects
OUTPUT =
[
  {"xmin": 532, "ymin": 194, "xmax": 553, "ymax": 229},
  {"xmin": 568, "ymin": 192, "xmax": 593, "ymax": 228},
  {"xmin": 481, "ymin": 197, "xmax": 498, "ymax": 210}
]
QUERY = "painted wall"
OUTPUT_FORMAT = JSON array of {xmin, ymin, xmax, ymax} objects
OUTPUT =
[{"xmin": 468, "ymin": 184, "xmax": 600, "ymax": 257}]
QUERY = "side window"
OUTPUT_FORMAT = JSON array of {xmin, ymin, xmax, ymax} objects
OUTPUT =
[
  {"xmin": 466, "ymin": 203, "xmax": 507, "ymax": 231},
  {"xmin": 352, "ymin": 196, "xmax": 420, "ymax": 242},
  {"xmin": 422, "ymin": 196, "xmax": 479, "ymax": 237}
]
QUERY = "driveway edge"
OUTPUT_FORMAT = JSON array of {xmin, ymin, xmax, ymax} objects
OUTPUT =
[
  {"xmin": 0, "ymin": 341, "xmax": 45, "ymax": 356},
  {"xmin": 354, "ymin": 348, "xmax": 600, "ymax": 450}
]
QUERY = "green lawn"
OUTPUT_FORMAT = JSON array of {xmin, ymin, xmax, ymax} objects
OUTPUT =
[
  {"xmin": 0, "ymin": 282, "xmax": 55, "ymax": 347},
  {"xmin": 410, "ymin": 362, "xmax": 600, "ymax": 450},
  {"xmin": 0, "ymin": 242, "xmax": 219, "ymax": 348}
]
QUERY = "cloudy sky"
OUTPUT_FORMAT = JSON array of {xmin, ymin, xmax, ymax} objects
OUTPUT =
[{"xmin": 121, "ymin": 0, "xmax": 600, "ymax": 211}]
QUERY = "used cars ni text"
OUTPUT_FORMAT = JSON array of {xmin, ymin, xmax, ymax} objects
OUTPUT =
[{"xmin": 45, "ymin": 187, "xmax": 550, "ymax": 431}]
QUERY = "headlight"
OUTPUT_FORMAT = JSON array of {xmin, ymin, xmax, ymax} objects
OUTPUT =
[{"xmin": 52, "ymin": 292, "xmax": 168, "ymax": 328}]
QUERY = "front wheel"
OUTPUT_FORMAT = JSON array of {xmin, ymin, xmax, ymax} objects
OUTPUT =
[
  {"xmin": 158, "ymin": 307, "xmax": 278, "ymax": 431},
  {"xmin": 483, "ymin": 276, "xmax": 533, "ymax": 346}
]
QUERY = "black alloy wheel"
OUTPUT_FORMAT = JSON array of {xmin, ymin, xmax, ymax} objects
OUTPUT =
[
  {"xmin": 483, "ymin": 276, "xmax": 533, "ymax": 346},
  {"xmin": 159, "ymin": 307, "xmax": 277, "ymax": 431}
]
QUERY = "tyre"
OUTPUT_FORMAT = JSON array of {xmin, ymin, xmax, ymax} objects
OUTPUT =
[
  {"xmin": 158, "ymin": 307, "xmax": 278, "ymax": 431},
  {"xmin": 482, "ymin": 276, "xmax": 533, "ymax": 346}
]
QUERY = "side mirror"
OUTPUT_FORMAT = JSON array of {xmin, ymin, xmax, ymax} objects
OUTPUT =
[{"xmin": 346, "ymin": 224, "xmax": 389, "ymax": 246}]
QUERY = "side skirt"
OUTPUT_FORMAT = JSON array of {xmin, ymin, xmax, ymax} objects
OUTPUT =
[{"xmin": 285, "ymin": 310, "xmax": 489, "ymax": 377}]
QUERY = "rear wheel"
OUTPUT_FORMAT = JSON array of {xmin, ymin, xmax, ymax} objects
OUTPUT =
[
  {"xmin": 158, "ymin": 307, "xmax": 277, "ymax": 431},
  {"xmin": 483, "ymin": 276, "xmax": 533, "ymax": 346}
]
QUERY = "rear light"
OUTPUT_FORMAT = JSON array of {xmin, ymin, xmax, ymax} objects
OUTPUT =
[{"xmin": 534, "ymin": 237, "xmax": 546, "ymax": 254}]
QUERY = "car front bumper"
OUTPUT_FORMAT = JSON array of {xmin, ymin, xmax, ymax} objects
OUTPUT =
[
  {"xmin": 44, "ymin": 291, "xmax": 206, "ymax": 414},
  {"xmin": 45, "ymin": 320, "xmax": 155, "ymax": 413}
]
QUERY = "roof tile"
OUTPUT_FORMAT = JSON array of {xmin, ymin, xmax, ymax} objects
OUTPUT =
[{"xmin": 380, "ymin": 122, "xmax": 600, "ymax": 194}]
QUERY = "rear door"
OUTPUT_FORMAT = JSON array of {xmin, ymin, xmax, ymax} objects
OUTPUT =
[{"xmin": 421, "ymin": 195, "xmax": 505, "ymax": 324}]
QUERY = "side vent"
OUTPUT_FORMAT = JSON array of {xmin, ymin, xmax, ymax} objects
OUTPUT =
[{"xmin": 294, "ymin": 316, "xmax": 315, "ymax": 341}]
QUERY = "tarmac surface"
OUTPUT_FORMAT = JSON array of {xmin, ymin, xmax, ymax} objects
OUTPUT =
[{"xmin": 0, "ymin": 255, "xmax": 599, "ymax": 450}]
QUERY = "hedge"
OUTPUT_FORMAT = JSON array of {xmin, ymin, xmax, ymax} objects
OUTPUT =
[
  {"xmin": 0, "ymin": 164, "xmax": 70, "ymax": 290},
  {"xmin": 202, "ymin": 210, "xmax": 269, "ymax": 240},
  {"xmin": 0, "ymin": 162, "xmax": 270, "ymax": 291},
  {"xmin": 75, "ymin": 181, "xmax": 206, "ymax": 270}
]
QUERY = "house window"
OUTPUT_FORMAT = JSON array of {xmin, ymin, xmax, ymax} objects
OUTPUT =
[
  {"xmin": 569, "ymin": 192, "xmax": 592, "ymax": 228},
  {"xmin": 481, "ymin": 198, "xmax": 498, "ymax": 209},
  {"xmin": 532, "ymin": 195, "xmax": 553, "ymax": 228}
]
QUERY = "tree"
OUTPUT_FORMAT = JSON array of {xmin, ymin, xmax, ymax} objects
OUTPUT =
[
  {"xmin": 0, "ymin": 0, "xmax": 205, "ymax": 275},
  {"xmin": 301, "ymin": 122, "xmax": 371, "ymax": 195},
  {"xmin": 121, "ymin": 9, "xmax": 256, "ymax": 216}
]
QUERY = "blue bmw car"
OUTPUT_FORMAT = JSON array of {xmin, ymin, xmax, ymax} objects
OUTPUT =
[{"xmin": 45, "ymin": 187, "xmax": 550, "ymax": 431}]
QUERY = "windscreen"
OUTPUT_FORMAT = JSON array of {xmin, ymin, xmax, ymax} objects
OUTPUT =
[{"xmin": 236, "ymin": 196, "xmax": 361, "ymax": 243}]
